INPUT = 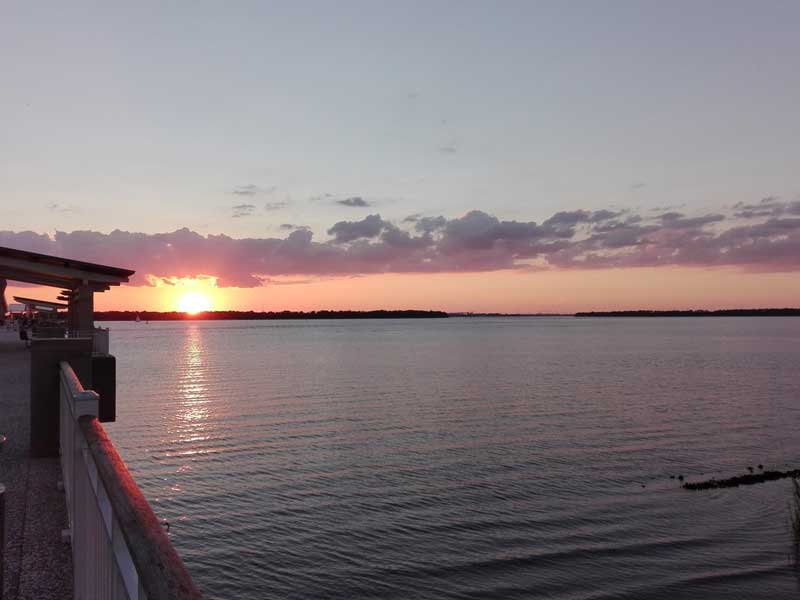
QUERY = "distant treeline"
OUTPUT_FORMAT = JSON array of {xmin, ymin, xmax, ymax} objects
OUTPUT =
[
  {"xmin": 449, "ymin": 312, "xmax": 570, "ymax": 317},
  {"xmin": 94, "ymin": 310, "xmax": 449, "ymax": 321},
  {"xmin": 575, "ymin": 308, "xmax": 800, "ymax": 317}
]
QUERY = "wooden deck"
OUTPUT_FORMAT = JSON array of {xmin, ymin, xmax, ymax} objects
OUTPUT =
[{"xmin": 0, "ymin": 328, "xmax": 73, "ymax": 600}]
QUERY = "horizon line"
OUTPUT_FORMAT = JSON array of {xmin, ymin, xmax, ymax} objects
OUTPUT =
[{"xmin": 84, "ymin": 307, "xmax": 800, "ymax": 320}]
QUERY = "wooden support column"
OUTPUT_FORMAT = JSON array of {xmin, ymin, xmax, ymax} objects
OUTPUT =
[
  {"xmin": 67, "ymin": 296, "xmax": 76, "ymax": 331},
  {"xmin": 75, "ymin": 284, "xmax": 94, "ymax": 332},
  {"xmin": 0, "ymin": 277, "xmax": 6, "ymax": 319}
]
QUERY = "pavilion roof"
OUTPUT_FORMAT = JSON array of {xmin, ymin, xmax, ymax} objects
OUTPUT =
[
  {"xmin": 0, "ymin": 246, "xmax": 134, "ymax": 291},
  {"xmin": 12, "ymin": 296, "xmax": 69, "ymax": 311}
]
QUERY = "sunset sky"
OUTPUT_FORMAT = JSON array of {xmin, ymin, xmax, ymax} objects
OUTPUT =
[{"xmin": 2, "ymin": 1, "xmax": 799, "ymax": 312}]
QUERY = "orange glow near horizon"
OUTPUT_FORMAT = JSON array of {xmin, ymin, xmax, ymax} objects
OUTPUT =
[
  {"xmin": 178, "ymin": 292, "xmax": 213, "ymax": 314},
  {"xmin": 147, "ymin": 276, "xmax": 220, "ymax": 313},
  {"xmin": 5, "ymin": 267, "xmax": 800, "ymax": 314}
]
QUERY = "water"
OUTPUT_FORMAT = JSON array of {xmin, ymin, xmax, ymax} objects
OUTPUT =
[{"xmin": 104, "ymin": 317, "xmax": 800, "ymax": 599}]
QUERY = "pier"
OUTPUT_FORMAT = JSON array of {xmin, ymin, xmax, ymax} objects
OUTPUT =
[{"xmin": 0, "ymin": 246, "xmax": 200, "ymax": 599}]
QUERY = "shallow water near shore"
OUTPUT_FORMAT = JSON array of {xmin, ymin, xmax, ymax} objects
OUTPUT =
[{"xmin": 104, "ymin": 317, "xmax": 800, "ymax": 599}]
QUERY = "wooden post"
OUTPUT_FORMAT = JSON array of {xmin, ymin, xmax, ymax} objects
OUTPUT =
[
  {"xmin": 67, "ymin": 296, "xmax": 76, "ymax": 332},
  {"xmin": 0, "ymin": 277, "xmax": 6, "ymax": 324},
  {"xmin": 75, "ymin": 284, "xmax": 94, "ymax": 333}
]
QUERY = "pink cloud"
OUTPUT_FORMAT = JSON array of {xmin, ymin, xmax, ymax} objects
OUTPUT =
[{"xmin": 1, "ymin": 202, "xmax": 799, "ymax": 287}]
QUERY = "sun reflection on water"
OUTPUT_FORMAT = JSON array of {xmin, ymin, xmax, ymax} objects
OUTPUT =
[{"xmin": 168, "ymin": 325, "xmax": 214, "ymax": 461}]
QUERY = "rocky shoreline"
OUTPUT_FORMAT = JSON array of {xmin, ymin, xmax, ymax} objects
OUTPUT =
[{"xmin": 683, "ymin": 468, "xmax": 800, "ymax": 490}]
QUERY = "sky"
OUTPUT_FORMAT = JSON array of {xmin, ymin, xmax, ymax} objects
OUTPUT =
[{"xmin": 2, "ymin": 1, "xmax": 799, "ymax": 312}]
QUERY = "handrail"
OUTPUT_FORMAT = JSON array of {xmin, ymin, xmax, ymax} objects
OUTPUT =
[
  {"xmin": 28, "ymin": 328, "xmax": 110, "ymax": 352},
  {"xmin": 59, "ymin": 361, "xmax": 200, "ymax": 599},
  {"xmin": 80, "ymin": 416, "xmax": 200, "ymax": 599},
  {"xmin": 60, "ymin": 360, "xmax": 88, "ymax": 398}
]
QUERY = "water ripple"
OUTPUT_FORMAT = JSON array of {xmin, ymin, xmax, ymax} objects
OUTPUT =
[{"xmin": 106, "ymin": 318, "xmax": 800, "ymax": 599}]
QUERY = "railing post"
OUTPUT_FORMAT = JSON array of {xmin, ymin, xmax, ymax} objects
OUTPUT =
[{"xmin": 73, "ymin": 390, "xmax": 99, "ymax": 418}]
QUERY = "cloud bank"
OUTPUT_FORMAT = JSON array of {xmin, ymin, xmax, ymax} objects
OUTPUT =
[{"xmin": 2, "ymin": 200, "xmax": 799, "ymax": 287}]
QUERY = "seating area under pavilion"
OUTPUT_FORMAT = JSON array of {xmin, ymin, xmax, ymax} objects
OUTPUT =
[{"xmin": 11, "ymin": 296, "xmax": 68, "ymax": 320}]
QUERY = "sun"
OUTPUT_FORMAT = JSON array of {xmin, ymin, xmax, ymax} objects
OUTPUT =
[{"xmin": 178, "ymin": 292, "xmax": 212, "ymax": 314}]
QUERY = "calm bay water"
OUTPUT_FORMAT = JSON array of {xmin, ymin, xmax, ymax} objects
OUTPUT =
[{"xmin": 104, "ymin": 317, "xmax": 800, "ymax": 599}]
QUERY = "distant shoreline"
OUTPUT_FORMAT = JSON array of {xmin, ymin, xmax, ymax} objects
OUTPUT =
[
  {"xmin": 94, "ymin": 310, "xmax": 449, "ymax": 321},
  {"xmin": 574, "ymin": 309, "xmax": 800, "ymax": 317},
  {"xmin": 92, "ymin": 308, "xmax": 800, "ymax": 321}
]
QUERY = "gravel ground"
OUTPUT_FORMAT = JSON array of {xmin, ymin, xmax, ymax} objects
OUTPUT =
[{"xmin": 0, "ymin": 329, "xmax": 72, "ymax": 600}]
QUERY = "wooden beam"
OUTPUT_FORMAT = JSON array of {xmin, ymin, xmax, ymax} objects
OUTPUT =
[
  {"xmin": 0, "ymin": 266, "xmax": 71, "ymax": 288},
  {"xmin": 0, "ymin": 255, "xmax": 129, "ymax": 285}
]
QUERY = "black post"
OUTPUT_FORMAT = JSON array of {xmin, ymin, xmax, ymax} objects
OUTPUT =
[
  {"xmin": 1, "ymin": 482, "xmax": 5, "ymax": 600},
  {"xmin": 0, "ymin": 432, "xmax": 4, "ymax": 600},
  {"xmin": 92, "ymin": 353, "xmax": 117, "ymax": 423}
]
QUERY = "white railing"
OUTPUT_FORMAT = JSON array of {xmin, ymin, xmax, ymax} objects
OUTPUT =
[
  {"xmin": 93, "ymin": 327, "xmax": 110, "ymax": 353},
  {"xmin": 58, "ymin": 361, "xmax": 200, "ymax": 599},
  {"xmin": 26, "ymin": 326, "xmax": 109, "ymax": 353},
  {"xmin": 59, "ymin": 361, "xmax": 141, "ymax": 600},
  {"xmin": 64, "ymin": 327, "xmax": 110, "ymax": 353}
]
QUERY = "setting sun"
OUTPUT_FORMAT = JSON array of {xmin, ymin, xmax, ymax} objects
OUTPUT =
[{"xmin": 178, "ymin": 292, "xmax": 213, "ymax": 314}]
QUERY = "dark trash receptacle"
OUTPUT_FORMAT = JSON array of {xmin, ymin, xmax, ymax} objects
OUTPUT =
[{"xmin": 92, "ymin": 353, "xmax": 117, "ymax": 423}]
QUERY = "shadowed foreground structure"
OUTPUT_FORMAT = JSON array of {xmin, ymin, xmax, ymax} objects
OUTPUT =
[{"xmin": 0, "ymin": 245, "xmax": 199, "ymax": 599}]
